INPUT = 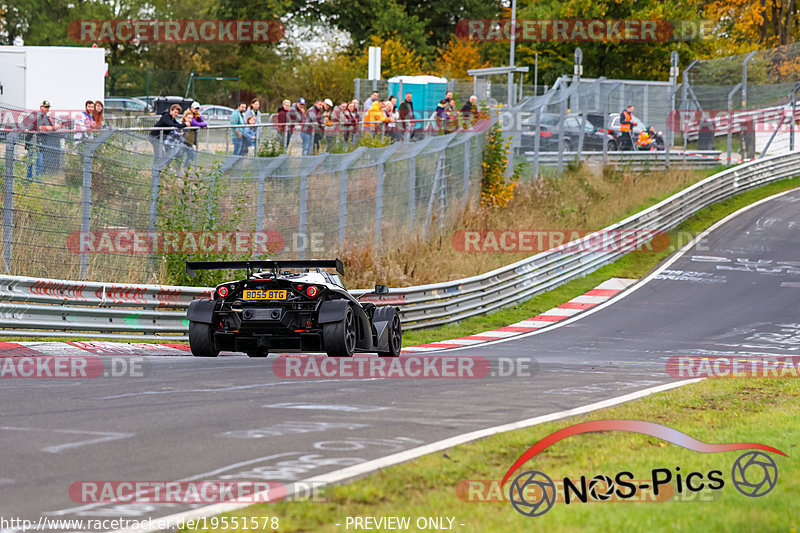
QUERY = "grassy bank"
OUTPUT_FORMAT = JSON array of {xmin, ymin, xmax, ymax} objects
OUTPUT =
[{"xmin": 185, "ymin": 378, "xmax": 799, "ymax": 532}]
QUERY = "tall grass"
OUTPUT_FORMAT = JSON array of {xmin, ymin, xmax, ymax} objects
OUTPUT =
[{"xmin": 340, "ymin": 164, "xmax": 711, "ymax": 288}]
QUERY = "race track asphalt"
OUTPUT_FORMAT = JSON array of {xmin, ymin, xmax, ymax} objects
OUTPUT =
[{"xmin": 1, "ymin": 189, "xmax": 798, "ymax": 528}]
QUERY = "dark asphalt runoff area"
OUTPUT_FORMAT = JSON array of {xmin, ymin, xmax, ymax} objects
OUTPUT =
[{"xmin": 1, "ymin": 188, "xmax": 799, "ymax": 529}]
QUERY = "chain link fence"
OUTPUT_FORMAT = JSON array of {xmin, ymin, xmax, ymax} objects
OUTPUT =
[
  {"xmin": 680, "ymin": 42, "xmax": 800, "ymax": 159},
  {"xmin": 1, "ymin": 102, "xmax": 486, "ymax": 284}
]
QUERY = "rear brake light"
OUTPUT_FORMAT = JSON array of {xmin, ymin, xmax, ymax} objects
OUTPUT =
[
  {"xmin": 306, "ymin": 286, "xmax": 319, "ymax": 298},
  {"xmin": 218, "ymin": 286, "xmax": 229, "ymax": 297},
  {"xmin": 540, "ymin": 131, "xmax": 552, "ymax": 137}
]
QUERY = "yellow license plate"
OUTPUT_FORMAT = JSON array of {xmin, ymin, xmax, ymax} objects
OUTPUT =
[{"xmin": 242, "ymin": 289, "xmax": 287, "ymax": 300}]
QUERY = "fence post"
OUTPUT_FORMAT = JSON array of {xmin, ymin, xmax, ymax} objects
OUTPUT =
[
  {"xmin": 80, "ymin": 130, "xmax": 114, "ymax": 279},
  {"xmin": 299, "ymin": 173, "xmax": 308, "ymax": 259},
  {"xmin": 409, "ymin": 157, "xmax": 416, "ymax": 232},
  {"xmin": 376, "ymin": 162, "xmax": 384, "ymax": 249},
  {"xmin": 3, "ymin": 132, "xmax": 20, "ymax": 273},
  {"xmin": 463, "ymin": 134, "xmax": 471, "ymax": 203},
  {"xmin": 252, "ymin": 154, "xmax": 287, "ymax": 258}
]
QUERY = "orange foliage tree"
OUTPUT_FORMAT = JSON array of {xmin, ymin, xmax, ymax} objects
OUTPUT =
[{"xmin": 438, "ymin": 36, "xmax": 490, "ymax": 79}]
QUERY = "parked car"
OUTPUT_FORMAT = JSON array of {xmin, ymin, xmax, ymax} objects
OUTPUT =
[
  {"xmin": 520, "ymin": 113, "xmax": 617, "ymax": 152},
  {"xmin": 104, "ymin": 97, "xmax": 151, "ymax": 115},
  {"xmin": 185, "ymin": 259, "xmax": 402, "ymax": 358},
  {"xmin": 200, "ymin": 104, "xmax": 235, "ymax": 124}
]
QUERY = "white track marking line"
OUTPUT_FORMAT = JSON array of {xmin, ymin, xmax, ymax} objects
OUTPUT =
[
  {"xmin": 0, "ymin": 427, "xmax": 133, "ymax": 453},
  {"xmin": 111, "ymin": 378, "xmax": 702, "ymax": 533}
]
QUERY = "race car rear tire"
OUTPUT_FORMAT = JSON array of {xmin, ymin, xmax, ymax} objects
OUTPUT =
[
  {"xmin": 246, "ymin": 350, "xmax": 269, "ymax": 358},
  {"xmin": 378, "ymin": 312, "xmax": 402, "ymax": 357},
  {"xmin": 189, "ymin": 321, "xmax": 219, "ymax": 357},
  {"xmin": 323, "ymin": 305, "xmax": 356, "ymax": 357}
]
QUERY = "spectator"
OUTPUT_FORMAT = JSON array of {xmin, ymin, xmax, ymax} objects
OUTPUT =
[
  {"xmin": 244, "ymin": 98, "xmax": 262, "ymax": 148},
  {"xmin": 181, "ymin": 102, "xmax": 207, "ymax": 167},
  {"xmin": 435, "ymin": 97, "xmax": 449, "ymax": 132},
  {"xmin": 363, "ymin": 91, "xmax": 379, "ymax": 116},
  {"xmin": 388, "ymin": 95, "xmax": 398, "ymax": 113},
  {"xmin": 384, "ymin": 100, "xmax": 399, "ymax": 141},
  {"xmin": 240, "ymin": 116, "xmax": 258, "ymax": 156},
  {"xmin": 288, "ymin": 98, "xmax": 306, "ymax": 149},
  {"xmin": 320, "ymin": 98, "xmax": 333, "ymax": 149},
  {"xmin": 182, "ymin": 101, "xmax": 208, "ymax": 154},
  {"xmin": 230, "ymin": 101, "xmax": 247, "ymax": 156},
  {"xmin": 328, "ymin": 101, "xmax": 347, "ymax": 146},
  {"xmin": 343, "ymin": 101, "xmax": 359, "ymax": 144},
  {"xmin": 364, "ymin": 99, "xmax": 390, "ymax": 133},
  {"xmin": 149, "ymin": 103, "xmax": 186, "ymax": 162},
  {"xmin": 443, "ymin": 98, "xmax": 457, "ymax": 134},
  {"xmin": 304, "ymin": 100, "xmax": 327, "ymax": 155},
  {"xmin": 179, "ymin": 114, "xmax": 196, "ymax": 169},
  {"xmin": 244, "ymin": 98, "xmax": 262, "ymax": 124},
  {"xmin": 75, "ymin": 100, "xmax": 96, "ymax": 141},
  {"xmin": 300, "ymin": 100, "xmax": 318, "ymax": 155},
  {"xmin": 274, "ymin": 99, "xmax": 291, "ymax": 148},
  {"xmin": 460, "ymin": 95, "xmax": 479, "ymax": 128},
  {"xmin": 398, "ymin": 92, "xmax": 415, "ymax": 139},
  {"xmin": 351, "ymin": 98, "xmax": 360, "ymax": 114},
  {"xmin": 93, "ymin": 100, "xmax": 104, "ymax": 129},
  {"xmin": 23, "ymin": 100, "xmax": 61, "ymax": 180}
]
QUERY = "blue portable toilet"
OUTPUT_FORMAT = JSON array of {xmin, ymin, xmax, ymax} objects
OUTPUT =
[{"xmin": 388, "ymin": 75, "xmax": 448, "ymax": 126}]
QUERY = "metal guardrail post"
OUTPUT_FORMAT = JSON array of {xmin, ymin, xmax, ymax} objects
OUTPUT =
[
  {"xmin": 80, "ymin": 130, "xmax": 114, "ymax": 279},
  {"xmin": 3, "ymin": 131, "xmax": 21, "ymax": 274},
  {"xmin": 727, "ymin": 83, "xmax": 743, "ymax": 164}
]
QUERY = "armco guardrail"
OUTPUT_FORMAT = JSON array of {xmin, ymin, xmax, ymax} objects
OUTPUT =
[
  {"xmin": 521, "ymin": 150, "xmax": 725, "ymax": 170},
  {"xmin": 0, "ymin": 150, "xmax": 798, "ymax": 339}
]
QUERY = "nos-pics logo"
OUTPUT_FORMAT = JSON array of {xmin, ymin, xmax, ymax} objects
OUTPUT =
[{"xmin": 500, "ymin": 420, "xmax": 784, "ymax": 517}]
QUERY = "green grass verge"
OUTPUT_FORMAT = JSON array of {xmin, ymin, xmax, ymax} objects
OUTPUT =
[
  {"xmin": 185, "ymin": 378, "xmax": 799, "ymax": 533},
  {"xmin": 402, "ymin": 175, "xmax": 800, "ymax": 347}
]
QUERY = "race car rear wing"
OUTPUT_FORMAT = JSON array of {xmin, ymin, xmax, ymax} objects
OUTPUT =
[{"xmin": 186, "ymin": 259, "xmax": 344, "ymax": 277}]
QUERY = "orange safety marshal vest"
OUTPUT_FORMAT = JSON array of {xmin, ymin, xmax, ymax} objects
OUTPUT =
[{"xmin": 621, "ymin": 110, "xmax": 633, "ymax": 133}]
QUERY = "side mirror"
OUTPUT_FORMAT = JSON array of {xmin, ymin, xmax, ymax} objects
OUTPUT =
[{"xmin": 374, "ymin": 284, "xmax": 389, "ymax": 295}]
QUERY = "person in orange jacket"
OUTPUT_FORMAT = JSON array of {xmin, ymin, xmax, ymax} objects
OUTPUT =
[{"xmin": 363, "ymin": 100, "xmax": 391, "ymax": 133}]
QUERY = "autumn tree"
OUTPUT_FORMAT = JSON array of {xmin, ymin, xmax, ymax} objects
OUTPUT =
[{"xmin": 439, "ymin": 36, "xmax": 490, "ymax": 79}]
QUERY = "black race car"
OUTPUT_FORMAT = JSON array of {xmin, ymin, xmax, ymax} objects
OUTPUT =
[{"xmin": 185, "ymin": 259, "xmax": 402, "ymax": 358}]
